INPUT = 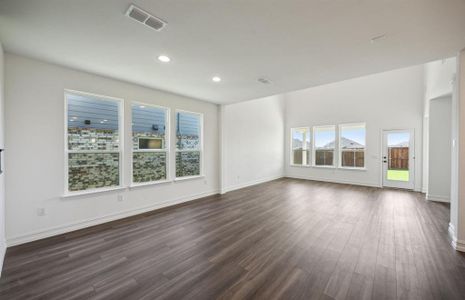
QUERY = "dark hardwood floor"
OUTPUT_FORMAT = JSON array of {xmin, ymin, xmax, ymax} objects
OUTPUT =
[{"xmin": 1, "ymin": 178, "xmax": 464, "ymax": 300}]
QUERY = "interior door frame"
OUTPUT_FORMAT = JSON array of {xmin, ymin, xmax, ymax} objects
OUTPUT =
[{"xmin": 381, "ymin": 129, "xmax": 415, "ymax": 189}]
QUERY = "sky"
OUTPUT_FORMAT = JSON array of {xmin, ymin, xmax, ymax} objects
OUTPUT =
[
  {"xmin": 340, "ymin": 127, "xmax": 365, "ymax": 146},
  {"xmin": 293, "ymin": 127, "xmax": 409, "ymax": 148},
  {"xmin": 387, "ymin": 132, "xmax": 410, "ymax": 147}
]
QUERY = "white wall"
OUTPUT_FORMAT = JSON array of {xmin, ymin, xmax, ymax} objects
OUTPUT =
[
  {"xmin": 422, "ymin": 58, "xmax": 456, "ymax": 193},
  {"xmin": 0, "ymin": 42, "xmax": 6, "ymax": 274},
  {"xmin": 285, "ymin": 65, "xmax": 424, "ymax": 190},
  {"xmin": 221, "ymin": 95, "xmax": 285, "ymax": 192},
  {"xmin": 449, "ymin": 49, "xmax": 465, "ymax": 252},
  {"xmin": 4, "ymin": 53, "xmax": 219, "ymax": 245},
  {"xmin": 427, "ymin": 96, "xmax": 451, "ymax": 202}
]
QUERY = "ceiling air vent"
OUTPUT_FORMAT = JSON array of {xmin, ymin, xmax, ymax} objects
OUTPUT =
[
  {"xmin": 126, "ymin": 4, "xmax": 167, "ymax": 31},
  {"xmin": 145, "ymin": 16, "xmax": 165, "ymax": 31}
]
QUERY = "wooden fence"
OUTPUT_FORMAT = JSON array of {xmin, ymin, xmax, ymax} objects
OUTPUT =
[
  {"xmin": 341, "ymin": 150, "xmax": 364, "ymax": 168},
  {"xmin": 388, "ymin": 147, "xmax": 409, "ymax": 170},
  {"xmin": 315, "ymin": 150, "xmax": 334, "ymax": 166}
]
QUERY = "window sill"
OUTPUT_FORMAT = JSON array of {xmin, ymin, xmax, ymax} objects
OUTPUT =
[
  {"xmin": 62, "ymin": 186, "xmax": 126, "ymax": 198},
  {"xmin": 338, "ymin": 167, "xmax": 367, "ymax": 171},
  {"xmin": 312, "ymin": 165, "xmax": 336, "ymax": 169},
  {"xmin": 174, "ymin": 175, "xmax": 205, "ymax": 182},
  {"xmin": 129, "ymin": 180, "xmax": 172, "ymax": 189},
  {"xmin": 290, "ymin": 164, "xmax": 311, "ymax": 168}
]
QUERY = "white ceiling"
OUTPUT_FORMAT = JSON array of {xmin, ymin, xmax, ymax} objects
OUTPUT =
[{"xmin": 1, "ymin": 0, "xmax": 465, "ymax": 104}]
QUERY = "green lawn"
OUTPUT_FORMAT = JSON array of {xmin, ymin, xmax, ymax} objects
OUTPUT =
[{"xmin": 387, "ymin": 170, "xmax": 409, "ymax": 182}]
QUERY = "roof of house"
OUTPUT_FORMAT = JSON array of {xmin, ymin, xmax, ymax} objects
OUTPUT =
[{"xmin": 322, "ymin": 137, "xmax": 364, "ymax": 149}]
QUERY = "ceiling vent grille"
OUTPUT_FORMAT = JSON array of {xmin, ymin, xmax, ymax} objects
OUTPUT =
[{"xmin": 126, "ymin": 4, "xmax": 167, "ymax": 31}]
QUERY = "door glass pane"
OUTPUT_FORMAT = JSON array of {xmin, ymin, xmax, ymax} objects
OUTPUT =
[{"xmin": 387, "ymin": 132, "xmax": 410, "ymax": 182}]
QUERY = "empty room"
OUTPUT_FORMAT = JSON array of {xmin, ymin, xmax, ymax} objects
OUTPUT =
[{"xmin": 1, "ymin": 1, "xmax": 465, "ymax": 299}]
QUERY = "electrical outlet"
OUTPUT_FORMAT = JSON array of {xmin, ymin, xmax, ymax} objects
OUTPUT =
[
  {"xmin": 117, "ymin": 194, "xmax": 124, "ymax": 202},
  {"xmin": 37, "ymin": 208, "xmax": 46, "ymax": 216}
]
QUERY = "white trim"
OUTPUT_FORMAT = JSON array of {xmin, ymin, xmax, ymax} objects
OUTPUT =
[
  {"xmin": 448, "ymin": 222, "xmax": 465, "ymax": 252},
  {"xmin": 290, "ymin": 127, "xmax": 310, "ymax": 166},
  {"xmin": 64, "ymin": 89, "xmax": 124, "ymax": 194},
  {"xmin": 289, "ymin": 164, "xmax": 311, "ymax": 168},
  {"xmin": 222, "ymin": 175, "xmax": 283, "ymax": 194},
  {"xmin": 311, "ymin": 165, "xmax": 336, "ymax": 169},
  {"xmin": 0, "ymin": 239, "xmax": 5, "ymax": 276},
  {"xmin": 129, "ymin": 179, "xmax": 172, "ymax": 189},
  {"xmin": 174, "ymin": 175, "xmax": 205, "ymax": 182},
  {"xmin": 286, "ymin": 174, "xmax": 380, "ymax": 188},
  {"xmin": 7, "ymin": 190, "xmax": 219, "ymax": 247},
  {"xmin": 62, "ymin": 186, "xmax": 127, "ymax": 198},
  {"xmin": 338, "ymin": 167, "xmax": 367, "ymax": 171},
  {"xmin": 426, "ymin": 194, "xmax": 450, "ymax": 202}
]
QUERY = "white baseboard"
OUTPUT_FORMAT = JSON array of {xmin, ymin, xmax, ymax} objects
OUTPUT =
[
  {"xmin": 0, "ymin": 239, "xmax": 5, "ymax": 277},
  {"xmin": 285, "ymin": 174, "xmax": 381, "ymax": 188},
  {"xmin": 449, "ymin": 222, "xmax": 465, "ymax": 252},
  {"xmin": 222, "ymin": 175, "xmax": 283, "ymax": 194},
  {"xmin": 7, "ymin": 190, "xmax": 219, "ymax": 247},
  {"xmin": 426, "ymin": 194, "xmax": 450, "ymax": 202}
]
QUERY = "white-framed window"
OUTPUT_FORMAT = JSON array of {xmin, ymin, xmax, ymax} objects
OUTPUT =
[
  {"xmin": 339, "ymin": 123, "xmax": 366, "ymax": 169},
  {"xmin": 290, "ymin": 127, "xmax": 310, "ymax": 165},
  {"xmin": 131, "ymin": 103, "xmax": 169, "ymax": 184},
  {"xmin": 175, "ymin": 110, "xmax": 203, "ymax": 178},
  {"xmin": 313, "ymin": 125, "xmax": 336, "ymax": 167},
  {"xmin": 65, "ymin": 90, "xmax": 123, "ymax": 193}
]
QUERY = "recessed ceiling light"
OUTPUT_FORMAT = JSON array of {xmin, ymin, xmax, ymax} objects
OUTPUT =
[
  {"xmin": 139, "ymin": 105, "xmax": 145, "ymax": 109},
  {"xmin": 158, "ymin": 55, "xmax": 171, "ymax": 63},
  {"xmin": 212, "ymin": 76, "xmax": 221, "ymax": 82}
]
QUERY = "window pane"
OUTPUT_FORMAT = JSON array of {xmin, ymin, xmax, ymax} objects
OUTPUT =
[
  {"xmin": 340, "ymin": 124, "xmax": 366, "ymax": 168},
  {"xmin": 133, "ymin": 152, "xmax": 167, "ymax": 183},
  {"xmin": 291, "ymin": 128, "xmax": 309, "ymax": 165},
  {"xmin": 176, "ymin": 151, "xmax": 200, "ymax": 177},
  {"xmin": 132, "ymin": 104, "xmax": 167, "ymax": 150},
  {"xmin": 67, "ymin": 93, "xmax": 119, "ymax": 151},
  {"xmin": 68, "ymin": 153, "xmax": 119, "ymax": 191},
  {"xmin": 314, "ymin": 126, "xmax": 335, "ymax": 166},
  {"xmin": 176, "ymin": 112, "xmax": 201, "ymax": 150}
]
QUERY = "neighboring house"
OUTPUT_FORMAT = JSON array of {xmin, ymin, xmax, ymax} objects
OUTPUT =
[
  {"xmin": 321, "ymin": 137, "xmax": 364, "ymax": 149},
  {"xmin": 292, "ymin": 138, "xmax": 310, "ymax": 149}
]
